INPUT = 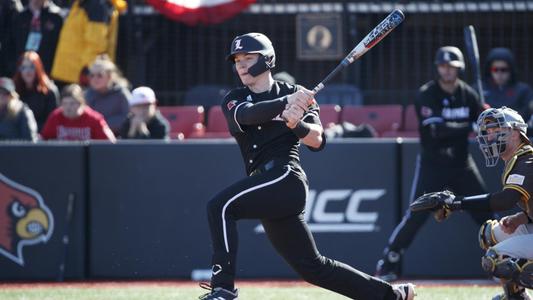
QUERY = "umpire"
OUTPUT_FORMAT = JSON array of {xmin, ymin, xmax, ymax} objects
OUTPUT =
[
  {"xmin": 200, "ymin": 32, "xmax": 415, "ymax": 300},
  {"xmin": 376, "ymin": 46, "xmax": 492, "ymax": 281}
]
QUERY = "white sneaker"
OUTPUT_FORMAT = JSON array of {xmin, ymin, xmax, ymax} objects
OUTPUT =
[{"xmin": 392, "ymin": 283, "xmax": 416, "ymax": 300}]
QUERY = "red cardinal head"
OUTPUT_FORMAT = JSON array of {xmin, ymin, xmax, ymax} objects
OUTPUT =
[{"xmin": 0, "ymin": 173, "xmax": 53, "ymax": 266}]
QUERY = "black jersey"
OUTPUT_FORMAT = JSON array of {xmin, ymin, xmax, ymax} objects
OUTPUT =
[
  {"xmin": 415, "ymin": 79, "xmax": 484, "ymax": 166},
  {"xmin": 222, "ymin": 80, "xmax": 321, "ymax": 175},
  {"xmin": 502, "ymin": 144, "xmax": 533, "ymax": 219}
]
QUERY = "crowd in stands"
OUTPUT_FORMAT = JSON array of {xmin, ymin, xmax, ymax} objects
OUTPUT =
[{"xmin": 1, "ymin": 0, "xmax": 533, "ymax": 142}]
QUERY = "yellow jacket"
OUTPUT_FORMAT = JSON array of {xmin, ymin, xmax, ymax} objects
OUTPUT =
[{"xmin": 51, "ymin": 0, "xmax": 126, "ymax": 83}]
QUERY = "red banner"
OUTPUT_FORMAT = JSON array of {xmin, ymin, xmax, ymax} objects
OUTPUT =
[{"xmin": 145, "ymin": 0, "xmax": 256, "ymax": 26}]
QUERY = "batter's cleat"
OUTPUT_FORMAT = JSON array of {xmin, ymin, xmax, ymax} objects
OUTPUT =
[
  {"xmin": 198, "ymin": 282, "xmax": 238, "ymax": 300},
  {"xmin": 376, "ymin": 256, "xmax": 400, "ymax": 282},
  {"xmin": 392, "ymin": 283, "xmax": 416, "ymax": 300}
]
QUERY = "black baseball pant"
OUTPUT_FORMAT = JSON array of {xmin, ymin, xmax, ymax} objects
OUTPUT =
[
  {"xmin": 207, "ymin": 163, "xmax": 397, "ymax": 300},
  {"xmin": 387, "ymin": 155, "xmax": 493, "ymax": 253}
]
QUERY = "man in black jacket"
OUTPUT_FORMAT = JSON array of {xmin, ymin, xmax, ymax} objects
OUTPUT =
[
  {"xmin": 13, "ymin": 0, "xmax": 63, "ymax": 73},
  {"xmin": 0, "ymin": 0, "xmax": 22, "ymax": 76},
  {"xmin": 375, "ymin": 46, "xmax": 492, "ymax": 281}
]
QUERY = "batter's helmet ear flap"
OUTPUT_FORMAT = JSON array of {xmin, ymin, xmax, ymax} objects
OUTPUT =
[
  {"xmin": 248, "ymin": 55, "xmax": 275, "ymax": 77},
  {"xmin": 232, "ymin": 64, "xmax": 238, "ymax": 75}
]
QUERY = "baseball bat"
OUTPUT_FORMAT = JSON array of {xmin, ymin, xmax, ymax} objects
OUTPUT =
[
  {"xmin": 57, "ymin": 193, "xmax": 75, "ymax": 281},
  {"xmin": 312, "ymin": 9, "xmax": 405, "ymax": 94},
  {"xmin": 464, "ymin": 25, "xmax": 486, "ymax": 105}
]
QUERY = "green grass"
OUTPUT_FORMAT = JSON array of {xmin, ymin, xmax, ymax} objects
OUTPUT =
[{"xmin": 0, "ymin": 284, "xmax": 518, "ymax": 300}]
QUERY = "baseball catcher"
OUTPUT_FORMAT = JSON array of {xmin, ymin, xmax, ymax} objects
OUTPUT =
[{"xmin": 411, "ymin": 106, "xmax": 533, "ymax": 300}]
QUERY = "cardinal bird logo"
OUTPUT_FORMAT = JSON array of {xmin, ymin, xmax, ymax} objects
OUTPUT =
[{"xmin": 0, "ymin": 173, "xmax": 54, "ymax": 266}]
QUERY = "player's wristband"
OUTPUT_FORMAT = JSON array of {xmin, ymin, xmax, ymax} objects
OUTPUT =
[
  {"xmin": 291, "ymin": 120, "xmax": 311, "ymax": 138},
  {"xmin": 457, "ymin": 194, "xmax": 492, "ymax": 211}
]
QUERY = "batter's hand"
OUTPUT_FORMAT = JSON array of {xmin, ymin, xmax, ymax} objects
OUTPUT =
[
  {"xmin": 282, "ymin": 104, "xmax": 305, "ymax": 128},
  {"xmin": 500, "ymin": 212, "xmax": 529, "ymax": 234},
  {"xmin": 287, "ymin": 89, "xmax": 315, "ymax": 111}
]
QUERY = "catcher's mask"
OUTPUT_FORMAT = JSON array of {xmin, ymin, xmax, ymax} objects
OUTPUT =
[
  {"xmin": 227, "ymin": 33, "xmax": 276, "ymax": 77},
  {"xmin": 476, "ymin": 106, "xmax": 529, "ymax": 167}
]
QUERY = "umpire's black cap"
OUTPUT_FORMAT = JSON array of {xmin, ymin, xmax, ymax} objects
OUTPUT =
[{"xmin": 434, "ymin": 46, "xmax": 465, "ymax": 70}]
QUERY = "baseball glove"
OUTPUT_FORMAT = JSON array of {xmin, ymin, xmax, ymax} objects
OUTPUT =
[{"xmin": 410, "ymin": 190, "xmax": 458, "ymax": 222}]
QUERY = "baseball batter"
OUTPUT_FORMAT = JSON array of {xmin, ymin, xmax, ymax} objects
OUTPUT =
[
  {"xmin": 411, "ymin": 107, "xmax": 533, "ymax": 300},
  {"xmin": 199, "ymin": 32, "xmax": 416, "ymax": 300}
]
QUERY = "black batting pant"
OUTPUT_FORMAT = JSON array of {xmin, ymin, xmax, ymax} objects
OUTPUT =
[
  {"xmin": 387, "ymin": 155, "xmax": 493, "ymax": 253},
  {"xmin": 207, "ymin": 164, "xmax": 396, "ymax": 300}
]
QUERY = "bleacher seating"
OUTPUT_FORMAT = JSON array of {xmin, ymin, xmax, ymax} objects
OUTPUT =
[
  {"xmin": 158, "ymin": 106, "xmax": 205, "ymax": 139},
  {"xmin": 169, "ymin": 103, "xmax": 422, "ymax": 139},
  {"xmin": 314, "ymin": 84, "xmax": 363, "ymax": 106},
  {"xmin": 318, "ymin": 104, "xmax": 341, "ymax": 128},
  {"xmin": 183, "ymin": 84, "xmax": 230, "ymax": 110},
  {"xmin": 341, "ymin": 105, "xmax": 402, "ymax": 137},
  {"xmin": 189, "ymin": 106, "xmax": 232, "ymax": 139},
  {"xmin": 398, "ymin": 104, "xmax": 420, "ymax": 137}
]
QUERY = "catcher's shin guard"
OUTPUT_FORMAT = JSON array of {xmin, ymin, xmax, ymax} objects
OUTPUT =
[
  {"xmin": 479, "ymin": 220, "xmax": 499, "ymax": 250},
  {"xmin": 482, "ymin": 248, "xmax": 533, "ymax": 289},
  {"xmin": 492, "ymin": 281, "xmax": 532, "ymax": 300}
]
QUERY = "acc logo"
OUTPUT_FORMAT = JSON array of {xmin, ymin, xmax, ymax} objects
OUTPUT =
[
  {"xmin": 255, "ymin": 189, "xmax": 385, "ymax": 233},
  {"xmin": 0, "ymin": 173, "xmax": 54, "ymax": 266}
]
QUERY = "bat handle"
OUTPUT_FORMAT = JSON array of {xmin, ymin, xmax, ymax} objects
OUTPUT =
[
  {"xmin": 312, "ymin": 83, "xmax": 325, "ymax": 94},
  {"xmin": 312, "ymin": 59, "xmax": 349, "ymax": 96}
]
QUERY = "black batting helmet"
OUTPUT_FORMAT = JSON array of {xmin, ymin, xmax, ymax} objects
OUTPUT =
[
  {"xmin": 434, "ymin": 46, "xmax": 465, "ymax": 70},
  {"xmin": 226, "ymin": 33, "xmax": 276, "ymax": 77}
]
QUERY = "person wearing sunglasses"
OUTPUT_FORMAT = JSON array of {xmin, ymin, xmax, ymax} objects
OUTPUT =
[
  {"xmin": 13, "ymin": 51, "xmax": 59, "ymax": 131},
  {"xmin": 483, "ymin": 48, "xmax": 533, "ymax": 125},
  {"xmin": 84, "ymin": 55, "xmax": 131, "ymax": 135}
]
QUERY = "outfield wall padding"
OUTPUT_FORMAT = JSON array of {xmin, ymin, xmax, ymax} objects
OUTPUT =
[{"xmin": 0, "ymin": 140, "xmax": 503, "ymax": 280}]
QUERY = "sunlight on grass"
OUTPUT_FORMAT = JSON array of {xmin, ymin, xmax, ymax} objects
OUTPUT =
[{"xmin": 0, "ymin": 284, "xmax": 517, "ymax": 300}]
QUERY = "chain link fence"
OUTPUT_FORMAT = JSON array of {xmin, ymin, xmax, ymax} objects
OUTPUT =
[{"xmin": 116, "ymin": 1, "xmax": 533, "ymax": 106}]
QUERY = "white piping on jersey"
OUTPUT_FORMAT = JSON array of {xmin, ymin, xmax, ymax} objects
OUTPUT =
[
  {"xmin": 222, "ymin": 166, "xmax": 292, "ymax": 253},
  {"xmin": 233, "ymin": 102, "xmax": 248, "ymax": 133},
  {"xmin": 421, "ymin": 117, "xmax": 444, "ymax": 126}
]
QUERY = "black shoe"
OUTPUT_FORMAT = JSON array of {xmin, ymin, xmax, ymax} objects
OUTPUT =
[
  {"xmin": 198, "ymin": 282, "xmax": 238, "ymax": 300},
  {"xmin": 376, "ymin": 251, "xmax": 401, "ymax": 282}
]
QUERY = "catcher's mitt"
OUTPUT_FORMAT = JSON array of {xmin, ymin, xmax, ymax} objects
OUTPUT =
[{"xmin": 410, "ymin": 190, "xmax": 458, "ymax": 222}]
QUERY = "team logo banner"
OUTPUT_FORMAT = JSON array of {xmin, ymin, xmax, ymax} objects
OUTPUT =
[
  {"xmin": 0, "ymin": 173, "xmax": 54, "ymax": 266},
  {"xmin": 145, "ymin": 0, "xmax": 256, "ymax": 26}
]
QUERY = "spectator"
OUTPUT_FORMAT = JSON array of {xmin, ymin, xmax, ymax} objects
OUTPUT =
[
  {"xmin": 13, "ymin": 0, "xmax": 63, "ymax": 74},
  {"xmin": 482, "ymin": 47, "xmax": 533, "ymax": 122},
  {"xmin": 13, "ymin": 51, "xmax": 58, "ymax": 130},
  {"xmin": 0, "ymin": 0, "xmax": 23, "ymax": 76},
  {"xmin": 41, "ymin": 83, "xmax": 115, "ymax": 141},
  {"xmin": 0, "ymin": 77, "xmax": 38, "ymax": 141},
  {"xmin": 120, "ymin": 86, "xmax": 169, "ymax": 140},
  {"xmin": 84, "ymin": 55, "xmax": 130, "ymax": 134},
  {"xmin": 51, "ymin": 0, "xmax": 127, "ymax": 84}
]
